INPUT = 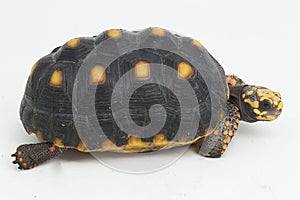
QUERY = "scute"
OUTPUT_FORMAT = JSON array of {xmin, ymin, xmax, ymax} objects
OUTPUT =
[{"xmin": 20, "ymin": 27, "xmax": 227, "ymax": 152}]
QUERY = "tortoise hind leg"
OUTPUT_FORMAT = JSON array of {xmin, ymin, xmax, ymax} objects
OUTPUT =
[
  {"xmin": 199, "ymin": 102, "xmax": 240, "ymax": 158},
  {"xmin": 11, "ymin": 142, "xmax": 65, "ymax": 170}
]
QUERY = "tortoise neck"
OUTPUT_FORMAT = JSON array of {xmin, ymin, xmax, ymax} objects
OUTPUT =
[{"xmin": 229, "ymin": 85, "xmax": 256, "ymax": 123}]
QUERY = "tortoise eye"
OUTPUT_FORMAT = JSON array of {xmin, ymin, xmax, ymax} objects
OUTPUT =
[{"xmin": 261, "ymin": 100, "xmax": 271, "ymax": 110}]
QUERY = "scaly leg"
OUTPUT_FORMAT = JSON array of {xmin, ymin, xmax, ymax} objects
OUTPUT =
[
  {"xmin": 226, "ymin": 74, "xmax": 245, "ymax": 87},
  {"xmin": 199, "ymin": 102, "xmax": 240, "ymax": 158},
  {"xmin": 12, "ymin": 142, "xmax": 65, "ymax": 170}
]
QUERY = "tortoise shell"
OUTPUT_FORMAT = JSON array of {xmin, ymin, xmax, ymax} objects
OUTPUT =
[{"xmin": 20, "ymin": 27, "xmax": 227, "ymax": 152}]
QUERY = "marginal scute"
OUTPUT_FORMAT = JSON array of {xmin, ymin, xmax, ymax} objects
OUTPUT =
[
  {"xmin": 36, "ymin": 131, "xmax": 44, "ymax": 141},
  {"xmin": 54, "ymin": 138, "xmax": 64, "ymax": 148},
  {"xmin": 50, "ymin": 70, "xmax": 63, "ymax": 88},
  {"xmin": 107, "ymin": 29, "xmax": 122, "ymax": 39},
  {"xmin": 151, "ymin": 27, "xmax": 166, "ymax": 37},
  {"xmin": 77, "ymin": 142, "xmax": 88, "ymax": 152},
  {"xmin": 67, "ymin": 38, "xmax": 80, "ymax": 48},
  {"xmin": 192, "ymin": 39, "xmax": 204, "ymax": 49},
  {"xmin": 127, "ymin": 136, "xmax": 146, "ymax": 147},
  {"xmin": 153, "ymin": 134, "xmax": 169, "ymax": 146},
  {"xmin": 30, "ymin": 62, "xmax": 38, "ymax": 77}
]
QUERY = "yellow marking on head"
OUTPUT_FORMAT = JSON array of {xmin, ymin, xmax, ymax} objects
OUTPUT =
[
  {"xmin": 260, "ymin": 97, "xmax": 273, "ymax": 105},
  {"xmin": 274, "ymin": 92, "xmax": 282, "ymax": 98},
  {"xmin": 50, "ymin": 70, "xmax": 63, "ymax": 88},
  {"xmin": 278, "ymin": 102, "xmax": 284, "ymax": 110},
  {"xmin": 135, "ymin": 61, "xmax": 150, "ymax": 80},
  {"xmin": 247, "ymin": 90, "xmax": 254, "ymax": 96},
  {"xmin": 257, "ymin": 88, "xmax": 281, "ymax": 106},
  {"xmin": 67, "ymin": 38, "xmax": 80, "ymax": 48},
  {"xmin": 192, "ymin": 39, "xmax": 203, "ymax": 49},
  {"xmin": 54, "ymin": 138, "xmax": 64, "ymax": 147},
  {"xmin": 90, "ymin": 65, "xmax": 106, "ymax": 84},
  {"xmin": 178, "ymin": 62, "xmax": 194, "ymax": 79},
  {"xmin": 223, "ymin": 131, "xmax": 228, "ymax": 136},
  {"xmin": 253, "ymin": 109, "xmax": 261, "ymax": 115},
  {"xmin": 153, "ymin": 134, "xmax": 169, "ymax": 146},
  {"xmin": 36, "ymin": 131, "xmax": 44, "ymax": 141},
  {"xmin": 260, "ymin": 111, "xmax": 268, "ymax": 116},
  {"xmin": 30, "ymin": 62, "xmax": 38, "ymax": 77},
  {"xmin": 257, "ymin": 115, "xmax": 276, "ymax": 121},
  {"xmin": 77, "ymin": 142, "xmax": 88, "ymax": 152},
  {"xmin": 107, "ymin": 29, "xmax": 122, "ymax": 39},
  {"xmin": 244, "ymin": 99, "xmax": 259, "ymax": 108},
  {"xmin": 151, "ymin": 27, "xmax": 166, "ymax": 37}
]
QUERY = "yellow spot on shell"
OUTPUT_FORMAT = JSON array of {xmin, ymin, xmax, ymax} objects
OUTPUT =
[
  {"xmin": 223, "ymin": 144, "xmax": 228, "ymax": 150},
  {"xmin": 107, "ymin": 29, "xmax": 122, "ymax": 39},
  {"xmin": 242, "ymin": 94, "xmax": 246, "ymax": 99},
  {"xmin": 90, "ymin": 65, "xmax": 106, "ymax": 84},
  {"xmin": 178, "ymin": 62, "xmax": 194, "ymax": 79},
  {"xmin": 36, "ymin": 131, "xmax": 44, "ymax": 141},
  {"xmin": 67, "ymin": 38, "xmax": 80, "ymax": 48},
  {"xmin": 244, "ymin": 99, "xmax": 259, "ymax": 108},
  {"xmin": 54, "ymin": 138, "xmax": 64, "ymax": 147},
  {"xmin": 229, "ymin": 131, "xmax": 234, "ymax": 137},
  {"xmin": 128, "ymin": 136, "xmax": 144, "ymax": 147},
  {"xmin": 192, "ymin": 39, "xmax": 204, "ymax": 49},
  {"xmin": 50, "ymin": 70, "xmax": 63, "ymax": 88},
  {"xmin": 77, "ymin": 142, "xmax": 88, "ymax": 152},
  {"xmin": 135, "ymin": 61, "xmax": 150, "ymax": 80},
  {"xmin": 30, "ymin": 62, "xmax": 38, "ymax": 77},
  {"xmin": 151, "ymin": 27, "xmax": 166, "ymax": 37},
  {"xmin": 102, "ymin": 140, "xmax": 118, "ymax": 149},
  {"xmin": 153, "ymin": 134, "xmax": 169, "ymax": 145}
]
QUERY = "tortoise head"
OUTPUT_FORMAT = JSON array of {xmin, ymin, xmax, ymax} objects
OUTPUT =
[{"xmin": 238, "ymin": 86, "xmax": 283, "ymax": 122}]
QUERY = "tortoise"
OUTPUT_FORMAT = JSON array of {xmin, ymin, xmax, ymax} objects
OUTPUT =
[{"xmin": 12, "ymin": 27, "xmax": 283, "ymax": 170}]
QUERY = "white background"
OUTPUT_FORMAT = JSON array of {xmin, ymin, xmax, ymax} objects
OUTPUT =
[{"xmin": 0, "ymin": 0, "xmax": 299, "ymax": 199}]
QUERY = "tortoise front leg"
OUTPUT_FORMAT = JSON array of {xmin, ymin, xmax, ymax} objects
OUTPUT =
[
  {"xmin": 226, "ymin": 74, "xmax": 245, "ymax": 87},
  {"xmin": 199, "ymin": 102, "xmax": 240, "ymax": 158},
  {"xmin": 12, "ymin": 142, "xmax": 65, "ymax": 170}
]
